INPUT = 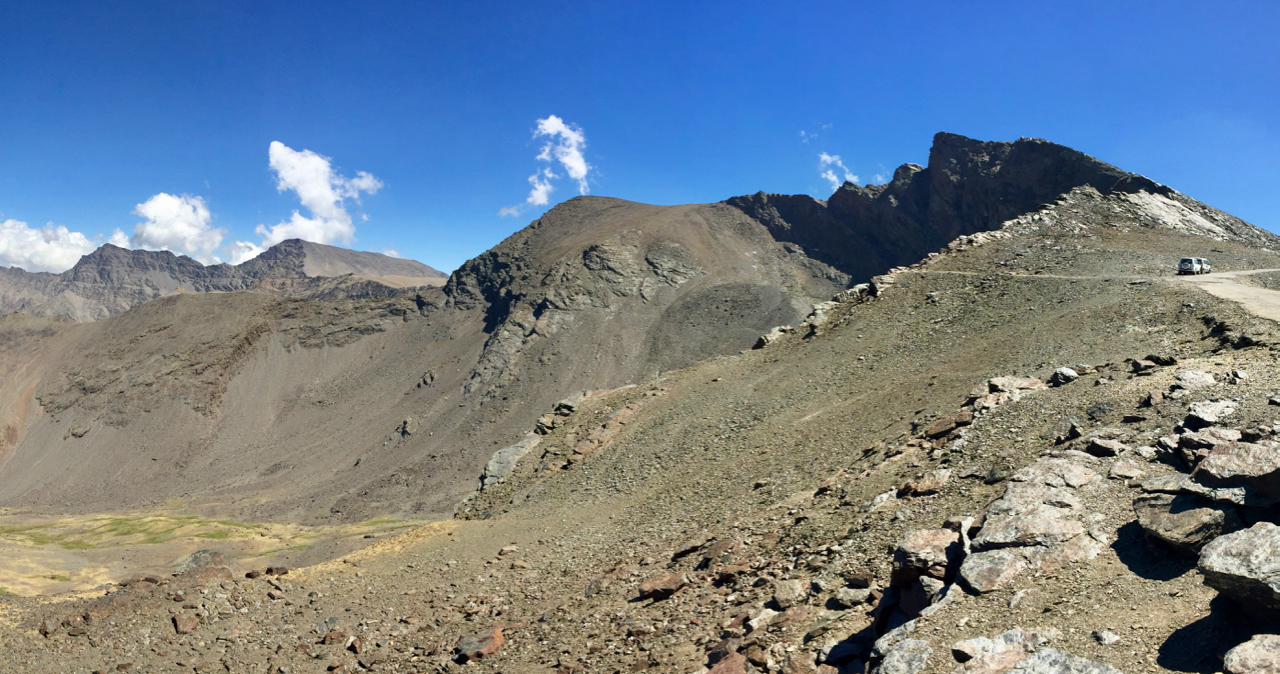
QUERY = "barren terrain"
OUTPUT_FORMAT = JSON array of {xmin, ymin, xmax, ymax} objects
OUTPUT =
[{"xmin": 4, "ymin": 133, "xmax": 1280, "ymax": 673}]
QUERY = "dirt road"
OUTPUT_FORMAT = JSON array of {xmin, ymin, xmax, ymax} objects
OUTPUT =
[{"xmin": 1180, "ymin": 269, "xmax": 1280, "ymax": 322}]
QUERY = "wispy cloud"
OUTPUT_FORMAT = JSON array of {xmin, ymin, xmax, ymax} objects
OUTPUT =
[
  {"xmin": 255, "ymin": 141, "xmax": 383, "ymax": 247},
  {"xmin": 500, "ymin": 115, "xmax": 592, "ymax": 217},
  {"xmin": 130, "ymin": 193, "xmax": 225, "ymax": 264},
  {"xmin": 819, "ymin": 152, "xmax": 858, "ymax": 191}
]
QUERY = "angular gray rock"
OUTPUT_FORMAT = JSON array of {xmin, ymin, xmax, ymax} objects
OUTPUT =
[
  {"xmin": 1108, "ymin": 459, "xmax": 1146, "ymax": 480},
  {"xmin": 1186, "ymin": 400, "xmax": 1237, "ymax": 428},
  {"xmin": 987, "ymin": 481, "xmax": 1084, "ymax": 517},
  {"xmin": 480, "ymin": 436, "xmax": 542, "ymax": 489},
  {"xmin": 1011, "ymin": 458, "xmax": 1097, "ymax": 488},
  {"xmin": 874, "ymin": 638, "xmax": 931, "ymax": 674},
  {"xmin": 1193, "ymin": 440, "xmax": 1280, "ymax": 504},
  {"xmin": 1010, "ymin": 648, "xmax": 1121, "ymax": 674},
  {"xmin": 1049, "ymin": 368, "xmax": 1079, "ymax": 386},
  {"xmin": 1174, "ymin": 370, "xmax": 1216, "ymax": 391},
  {"xmin": 1133, "ymin": 492, "xmax": 1241, "ymax": 555},
  {"xmin": 959, "ymin": 549, "xmax": 1027, "ymax": 592},
  {"xmin": 972, "ymin": 509, "xmax": 1086, "ymax": 550},
  {"xmin": 1199, "ymin": 522, "xmax": 1280, "ymax": 618},
  {"xmin": 1224, "ymin": 634, "xmax": 1280, "ymax": 674},
  {"xmin": 1085, "ymin": 438, "xmax": 1128, "ymax": 457}
]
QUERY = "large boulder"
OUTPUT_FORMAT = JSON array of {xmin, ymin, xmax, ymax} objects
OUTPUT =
[
  {"xmin": 891, "ymin": 529, "xmax": 962, "ymax": 585},
  {"xmin": 1199, "ymin": 522, "xmax": 1280, "ymax": 618},
  {"xmin": 1174, "ymin": 370, "xmax": 1216, "ymax": 391},
  {"xmin": 988, "ymin": 376, "xmax": 1047, "ymax": 393},
  {"xmin": 1132, "ymin": 493, "xmax": 1241, "ymax": 555},
  {"xmin": 1186, "ymin": 400, "xmax": 1237, "ymax": 429},
  {"xmin": 874, "ymin": 638, "xmax": 931, "ymax": 674},
  {"xmin": 971, "ymin": 509, "xmax": 1085, "ymax": 550},
  {"xmin": 958, "ymin": 549, "xmax": 1027, "ymax": 593},
  {"xmin": 1225, "ymin": 634, "xmax": 1280, "ymax": 674},
  {"xmin": 1010, "ymin": 648, "xmax": 1121, "ymax": 674},
  {"xmin": 1193, "ymin": 440, "xmax": 1280, "ymax": 504}
]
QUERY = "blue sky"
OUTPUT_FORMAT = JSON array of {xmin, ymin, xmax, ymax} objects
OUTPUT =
[{"xmin": 1, "ymin": 1, "xmax": 1278, "ymax": 273}]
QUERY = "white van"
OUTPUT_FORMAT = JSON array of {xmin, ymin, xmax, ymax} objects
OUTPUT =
[{"xmin": 1178, "ymin": 257, "xmax": 1211, "ymax": 275}]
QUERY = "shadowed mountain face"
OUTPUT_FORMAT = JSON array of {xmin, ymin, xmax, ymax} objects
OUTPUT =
[
  {"xmin": 1, "ymin": 131, "xmax": 1276, "ymax": 530},
  {"xmin": 0, "ymin": 239, "xmax": 448, "ymax": 322},
  {"xmin": 726, "ymin": 132, "xmax": 1274, "ymax": 282}
]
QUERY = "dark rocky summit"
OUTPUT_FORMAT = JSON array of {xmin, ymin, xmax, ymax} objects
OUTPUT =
[{"xmin": 728, "ymin": 132, "xmax": 1272, "ymax": 282}]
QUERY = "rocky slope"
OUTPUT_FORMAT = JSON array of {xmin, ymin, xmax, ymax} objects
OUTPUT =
[
  {"xmin": 4, "ymin": 132, "xmax": 1280, "ymax": 674},
  {"xmin": 0, "ymin": 197, "xmax": 850, "ymax": 529},
  {"xmin": 0, "ymin": 239, "xmax": 448, "ymax": 322},
  {"xmin": 5, "ymin": 174, "xmax": 1280, "ymax": 673}
]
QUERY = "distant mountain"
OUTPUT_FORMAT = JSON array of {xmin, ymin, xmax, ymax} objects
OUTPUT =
[{"xmin": 0, "ymin": 239, "xmax": 448, "ymax": 321}]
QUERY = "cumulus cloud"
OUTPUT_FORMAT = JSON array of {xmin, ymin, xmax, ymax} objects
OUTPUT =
[
  {"xmin": 819, "ymin": 152, "xmax": 858, "ymax": 192},
  {"xmin": 500, "ymin": 115, "xmax": 592, "ymax": 217},
  {"xmin": 0, "ymin": 219, "xmax": 101, "ymax": 273},
  {"xmin": 255, "ymin": 141, "xmax": 382, "ymax": 247},
  {"xmin": 226, "ymin": 240, "xmax": 265, "ymax": 264},
  {"xmin": 130, "ymin": 193, "xmax": 225, "ymax": 264}
]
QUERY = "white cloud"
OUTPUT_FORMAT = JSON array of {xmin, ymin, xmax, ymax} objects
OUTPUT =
[
  {"xmin": 0, "ymin": 218, "xmax": 100, "ymax": 273},
  {"xmin": 130, "ymin": 193, "xmax": 225, "ymax": 264},
  {"xmin": 378, "ymin": 247, "xmax": 402, "ymax": 258},
  {"xmin": 255, "ymin": 141, "xmax": 382, "ymax": 246},
  {"xmin": 800, "ymin": 130, "xmax": 815, "ymax": 144},
  {"xmin": 226, "ymin": 240, "xmax": 265, "ymax": 264},
  {"xmin": 819, "ymin": 152, "xmax": 858, "ymax": 191},
  {"xmin": 500, "ymin": 115, "xmax": 592, "ymax": 217}
]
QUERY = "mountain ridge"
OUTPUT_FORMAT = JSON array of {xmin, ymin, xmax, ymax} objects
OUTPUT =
[{"xmin": 0, "ymin": 238, "xmax": 448, "ymax": 322}]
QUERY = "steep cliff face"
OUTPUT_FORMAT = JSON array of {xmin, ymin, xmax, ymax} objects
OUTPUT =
[
  {"xmin": 726, "ymin": 132, "xmax": 1273, "ymax": 282},
  {"xmin": 0, "ymin": 239, "xmax": 447, "ymax": 321}
]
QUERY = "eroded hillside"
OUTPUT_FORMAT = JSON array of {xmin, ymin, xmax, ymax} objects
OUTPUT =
[{"xmin": 4, "ymin": 132, "xmax": 1280, "ymax": 674}]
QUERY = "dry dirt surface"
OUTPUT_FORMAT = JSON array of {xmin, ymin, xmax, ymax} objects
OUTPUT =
[
  {"xmin": 1180, "ymin": 270, "xmax": 1280, "ymax": 322},
  {"xmin": 5, "ymin": 133, "xmax": 1280, "ymax": 673}
]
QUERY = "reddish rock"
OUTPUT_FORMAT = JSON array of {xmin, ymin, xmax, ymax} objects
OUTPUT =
[
  {"xmin": 172, "ymin": 612, "xmax": 200, "ymax": 635},
  {"xmin": 773, "ymin": 606, "xmax": 811, "ymax": 631},
  {"xmin": 900, "ymin": 469, "xmax": 951, "ymax": 497},
  {"xmin": 638, "ymin": 572, "xmax": 689, "ymax": 600},
  {"xmin": 891, "ymin": 529, "xmax": 962, "ymax": 585},
  {"xmin": 708, "ymin": 652, "xmax": 748, "ymax": 674},
  {"xmin": 1085, "ymin": 438, "xmax": 1129, "ymax": 457},
  {"xmin": 700, "ymin": 538, "xmax": 741, "ymax": 568},
  {"xmin": 457, "ymin": 625, "xmax": 505, "ymax": 662},
  {"xmin": 322, "ymin": 629, "xmax": 347, "ymax": 645},
  {"xmin": 782, "ymin": 655, "xmax": 818, "ymax": 673},
  {"xmin": 926, "ymin": 416, "xmax": 958, "ymax": 438}
]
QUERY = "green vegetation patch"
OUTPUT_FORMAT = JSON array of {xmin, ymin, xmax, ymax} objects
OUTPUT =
[{"xmin": 0, "ymin": 515, "xmax": 266, "ymax": 549}]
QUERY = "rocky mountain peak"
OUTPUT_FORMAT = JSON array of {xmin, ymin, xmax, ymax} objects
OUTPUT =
[{"xmin": 0, "ymin": 239, "xmax": 446, "ymax": 321}]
